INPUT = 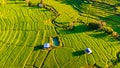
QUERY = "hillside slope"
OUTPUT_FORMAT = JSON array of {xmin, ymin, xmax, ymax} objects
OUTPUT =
[{"xmin": 0, "ymin": 0, "xmax": 120, "ymax": 68}]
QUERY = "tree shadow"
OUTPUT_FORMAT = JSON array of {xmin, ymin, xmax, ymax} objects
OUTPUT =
[
  {"xmin": 34, "ymin": 45, "xmax": 43, "ymax": 51},
  {"xmin": 89, "ymin": 32, "xmax": 108, "ymax": 38},
  {"xmin": 107, "ymin": 51, "xmax": 120, "ymax": 67},
  {"xmin": 21, "ymin": 5, "xmax": 40, "ymax": 9},
  {"xmin": 94, "ymin": 63, "xmax": 101, "ymax": 68},
  {"xmin": 40, "ymin": 9, "xmax": 50, "ymax": 12},
  {"xmin": 58, "ymin": 24, "xmax": 91, "ymax": 35},
  {"xmin": 117, "ymin": 52, "xmax": 120, "ymax": 62},
  {"xmin": 111, "ymin": 52, "xmax": 120, "ymax": 65},
  {"xmin": 72, "ymin": 50, "xmax": 85, "ymax": 56},
  {"xmin": 99, "ymin": 14, "xmax": 120, "ymax": 34}
]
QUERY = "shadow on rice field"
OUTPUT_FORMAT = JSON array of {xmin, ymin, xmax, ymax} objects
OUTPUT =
[
  {"xmin": 89, "ymin": 32, "xmax": 108, "ymax": 38},
  {"xmin": 99, "ymin": 14, "xmax": 120, "ymax": 33},
  {"xmin": 58, "ymin": 24, "xmax": 91, "ymax": 34},
  {"xmin": 34, "ymin": 45, "xmax": 43, "ymax": 51},
  {"xmin": 72, "ymin": 50, "xmax": 85, "ymax": 56}
]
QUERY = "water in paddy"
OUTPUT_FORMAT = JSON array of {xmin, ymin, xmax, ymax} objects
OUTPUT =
[{"xmin": 53, "ymin": 37, "xmax": 59, "ymax": 46}]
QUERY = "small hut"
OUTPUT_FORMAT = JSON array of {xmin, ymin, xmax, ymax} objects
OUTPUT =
[
  {"xmin": 38, "ymin": 3, "xmax": 43, "ymax": 7},
  {"xmin": 38, "ymin": 0, "xmax": 44, "ymax": 7},
  {"xmin": 85, "ymin": 48, "xmax": 92, "ymax": 54},
  {"xmin": 44, "ymin": 43, "xmax": 50, "ymax": 49}
]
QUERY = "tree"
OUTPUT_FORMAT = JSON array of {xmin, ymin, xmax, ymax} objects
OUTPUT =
[
  {"xmin": 37, "ymin": 0, "xmax": 44, "ymax": 7},
  {"xmin": 102, "ymin": 26, "xmax": 114, "ymax": 34},
  {"xmin": 26, "ymin": 0, "xmax": 30, "ymax": 4},
  {"xmin": 40, "ymin": 0, "xmax": 43, "ymax": 4},
  {"xmin": 88, "ymin": 20, "xmax": 106, "ymax": 30},
  {"xmin": 112, "ymin": 32, "xmax": 119, "ymax": 39},
  {"xmin": 25, "ymin": 0, "xmax": 31, "ymax": 6},
  {"xmin": 87, "ymin": 0, "xmax": 90, "ymax": 3}
]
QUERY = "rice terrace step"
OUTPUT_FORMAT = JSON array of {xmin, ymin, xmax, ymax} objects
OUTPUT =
[{"xmin": 0, "ymin": 0, "xmax": 120, "ymax": 68}]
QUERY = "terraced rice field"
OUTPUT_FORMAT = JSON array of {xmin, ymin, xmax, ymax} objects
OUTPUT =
[{"xmin": 1, "ymin": 0, "xmax": 120, "ymax": 68}]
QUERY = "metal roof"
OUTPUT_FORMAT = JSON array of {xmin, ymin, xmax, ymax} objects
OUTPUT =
[{"xmin": 44, "ymin": 43, "xmax": 50, "ymax": 48}]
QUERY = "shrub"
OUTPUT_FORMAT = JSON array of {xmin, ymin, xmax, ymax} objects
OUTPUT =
[
  {"xmin": 65, "ymin": 26, "xmax": 74, "ymax": 30},
  {"xmin": 112, "ymin": 32, "xmax": 120, "ymax": 41},
  {"xmin": 88, "ymin": 22, "xmax": 100, "ymax": 30},
  {"xmin": 68, "ymin": 22, "xmax": 75, "ymax": 30},
  {"xmin": 102, "ymin": 27, "xmax": 114, "ymax": 34},
  {"xmin": 116, "ymin": 35, "xmax": 120, "ymax": 41},
  {"xmin": 28, "ymin": 2, "xmax": 32, "ymax": 7},
  {"xmin": 97, "ymin": 21, "xmax": 106, "ymax": 29},
  {"xmin": 62, "ymin": 22, "xmax": 75, "ymax": 30},
  {"xmin": 111, "ymin": 58, "xmax": 117, "ymax": 65},
  {"xmin": 79, "ymin": 20, "xmax": 85, "ymax": 24},
  {"xmin": 71, "ymin": 19, "xmax": 84, "ymax": 24},
  {"xmin": 112, "ymin": 32, "xmax": 119, "ymax": 39},
  {"xmin": 28, "ymin": 2, "xmax": 37, "ymax": 7},
  {"xmin": 88, "ymin": 20, "xmax": 106, "ymax": 30}
]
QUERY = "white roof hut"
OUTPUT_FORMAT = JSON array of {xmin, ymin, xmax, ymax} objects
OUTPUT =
[
  {"xmin": 85, "ymin": 48, "xmax": 92, "ymax": 54},
  {"xmin": 38, "ymin": 4, "xmax": 43, "ymax": 7},
  {"xmin": 44, "ymin": 43, "xmax": 50, "ymax": 49}
]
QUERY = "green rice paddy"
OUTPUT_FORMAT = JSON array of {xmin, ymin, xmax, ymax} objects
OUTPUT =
[{"xmin": 0, "ymin": 0, "xmax": 120, "ymax": 68}]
